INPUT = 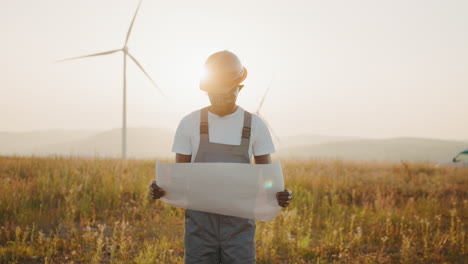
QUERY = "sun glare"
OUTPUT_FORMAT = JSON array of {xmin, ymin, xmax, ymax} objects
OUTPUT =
[{"xmin": 200, "ymin": 66, "xmax": 209, "ymax": 82}]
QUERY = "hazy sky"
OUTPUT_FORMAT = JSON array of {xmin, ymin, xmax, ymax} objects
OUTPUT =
[{"xmin": 1, "ymin": 0, "xmax": 467, "ymax": 140}]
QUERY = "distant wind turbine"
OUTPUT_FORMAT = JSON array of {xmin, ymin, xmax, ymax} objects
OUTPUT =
[
  {"xmin": 254, "ymin": 77, "xmax": 282, "ymax": 146},
  {"xmin": 57, "ymin": 0, "xmax": 163, "ymax": 159}
]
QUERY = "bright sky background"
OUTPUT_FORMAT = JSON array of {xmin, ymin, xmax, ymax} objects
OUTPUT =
[{"xmin": 1, "ymin": 0, "xmax": 467, "ymax": 140}]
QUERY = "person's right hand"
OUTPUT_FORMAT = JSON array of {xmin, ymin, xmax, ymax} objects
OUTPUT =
[{"xmin": 149, "ymin": 180, "xmax": 166, "ymax": 199}]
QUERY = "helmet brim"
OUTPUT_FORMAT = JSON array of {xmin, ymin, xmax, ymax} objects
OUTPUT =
[{"xmin": 200, "ymin": 67, "xmax": 248, "ymax": 93}]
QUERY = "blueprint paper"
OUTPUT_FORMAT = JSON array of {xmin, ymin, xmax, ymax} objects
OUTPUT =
[{"xmin": 156, "ymin": 161, "xmax": 284, "ymax": 222}]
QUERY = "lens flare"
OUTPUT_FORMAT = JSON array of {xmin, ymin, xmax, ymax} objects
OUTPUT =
[
  {"xmin": 200, "ymin": 67, "xmax": 209, "ymax": 81},
  {"xmin": 263, "ymin": 180, "xmax": 273, "ymax": 189}
]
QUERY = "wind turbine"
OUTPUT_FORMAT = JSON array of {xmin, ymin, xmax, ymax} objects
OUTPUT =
[
  {"xmin": 254, "ymin": 77, "xmax": 282, "ymax": 146},
  {"xmin": 58, "ymin": 0, "xmax": 164, "ymax": 159}
]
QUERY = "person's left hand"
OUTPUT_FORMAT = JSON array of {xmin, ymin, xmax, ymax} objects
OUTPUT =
[{"xmin": 276, "ymin": 189, "xmax": 293, "ymax": 207}]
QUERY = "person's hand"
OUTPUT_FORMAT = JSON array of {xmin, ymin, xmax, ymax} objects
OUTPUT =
[
  {"xmin": 149, "ymin": 180, "xmax": 166, "ymax": 200},
  {"xmin": 276, "ymin": 189, "xmax": 293, "ymax": 207}
]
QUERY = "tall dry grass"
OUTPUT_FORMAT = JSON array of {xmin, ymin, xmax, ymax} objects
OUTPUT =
[{"xmin": 0, "ymin": 156, "xmax": 466, "ymax": 263}]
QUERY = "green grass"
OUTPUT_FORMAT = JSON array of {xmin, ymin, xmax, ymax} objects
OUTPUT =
[{"xmin": 0, "ymin": 156, "xmax": 466, "ymax": 263}]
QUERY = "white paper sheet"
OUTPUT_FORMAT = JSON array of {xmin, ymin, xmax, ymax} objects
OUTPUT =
[{"xmin": 156, "ymin": 161, "xmax": 284, "ymax": 222}]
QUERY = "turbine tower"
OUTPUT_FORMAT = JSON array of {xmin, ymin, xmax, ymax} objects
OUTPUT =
[
  {"xmin": 58, "ymin": 0, "xmax": 163, "ymax": 159},
  {"xmin": 254, "ymin": 78, "xmax": 282, "ymax": 146}
]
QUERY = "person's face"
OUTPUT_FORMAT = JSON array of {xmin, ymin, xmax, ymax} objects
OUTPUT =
[{"xmin": 208, "ymin": 85, "xmax": 241, "ymax": 110}]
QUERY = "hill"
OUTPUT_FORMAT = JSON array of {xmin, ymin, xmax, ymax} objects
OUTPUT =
[
  {"xmin": 278, "ymin": 137, "xmax": 467, "ymax": 163},
  {"xmin": 0, "ymin": 127, "xmax": 174, "ymax": 159},
  {"xmin": 0, "ymin": 129, "xmax": 99, "ymax": 153},
  {"xmin": 1, "ymin": 129, "xmax": 466, "ymax": 162}
]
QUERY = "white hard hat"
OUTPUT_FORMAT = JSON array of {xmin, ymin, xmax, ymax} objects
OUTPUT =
[{"xmin": 200, "ymin": 50, "xmax": 248, "ymax": 93}]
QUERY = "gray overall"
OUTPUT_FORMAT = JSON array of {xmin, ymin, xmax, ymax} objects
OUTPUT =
[{"xmin": 184, "ymin": 107, "xmax": 256, "ymax": 264}]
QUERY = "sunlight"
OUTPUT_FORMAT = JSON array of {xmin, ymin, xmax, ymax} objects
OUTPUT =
[{"xmin": 200, "ymin": 66, "xmax": 209, "ymax": 83}]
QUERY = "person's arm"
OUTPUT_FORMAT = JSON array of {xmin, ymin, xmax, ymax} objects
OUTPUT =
[
  {"xmin": 254, "ymin": 154, "xmax": 271, "ymax": 164},
  {"xmin": 255, "ymin": 154, "xmax": 292, "ymax": 208},
  {"xmin": 176, "ymin": 153, "xmax": 192, "ymax": 163}
]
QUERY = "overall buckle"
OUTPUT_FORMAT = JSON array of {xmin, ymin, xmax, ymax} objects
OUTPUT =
[{"xmin": 242, "ymin": 127, "xmax": 251, "ymax": 139}]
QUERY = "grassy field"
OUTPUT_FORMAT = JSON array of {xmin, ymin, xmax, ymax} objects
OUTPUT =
[{"xmin": 0, "ymin": 156, "xmax": 466, "ymax": 263}]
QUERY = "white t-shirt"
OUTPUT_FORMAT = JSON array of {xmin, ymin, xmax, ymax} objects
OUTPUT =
[{"xmin": 171, "ymin": 106, "xmax": 275, "ymax": 162}]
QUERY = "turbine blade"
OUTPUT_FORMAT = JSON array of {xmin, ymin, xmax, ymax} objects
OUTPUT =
[
  {"xmin": 258, "ymin": 113, "xmax": 282, "ymax": 146},
  {"xmin": 125, "ymin": 0, "xmax": 142, "ymax": 46},
  {"xmin": 127, "ymin": 53, "xmax": 165, "ymax": 97},
  {"xmin": 56, "ymin": 49, "xmax": 121, "ymax": 62},
  {"xmin": 257, "ymin": 75, "xmax": 274, "ymax": 112}
]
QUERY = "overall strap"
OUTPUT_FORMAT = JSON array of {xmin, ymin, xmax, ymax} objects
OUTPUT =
[
  {"xmin": 242, "ymin": 110, "xmax": 252, "ymax": 140},
  {"xmin": 200, "ymin": 107, "xmax": 209, "ymax": 135},
  {"xmin": 240, "ymin": 110, "xmax": 252, "ymax": 154}
]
